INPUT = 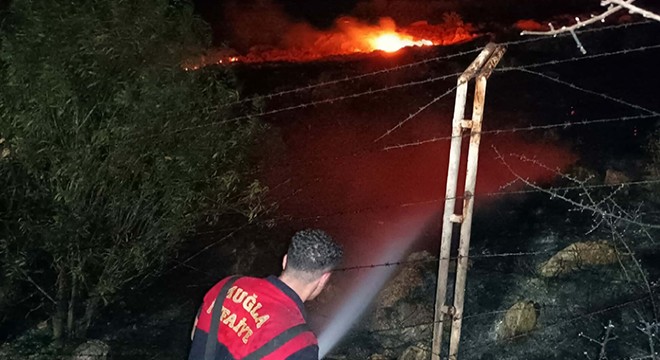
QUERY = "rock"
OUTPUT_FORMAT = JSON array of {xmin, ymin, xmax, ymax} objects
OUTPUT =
[
  {"xmin": 369, "ymin": 302, "xmax": 434, "ymax": 350},
  {"xmin": 568, "ymin": 166, "xmax": 599, "ymax": 184},
  {"xmin": 369, "ymin": 354, "xmax": 390, "ymax": 360},
  {"xmin": 498, "ymin": 301, "xmax": 538, "ymax": 339},
  {"xmin": 604, "ymin": 169, "xmax": 630, "ymax": 185},
  {"xmin": 539, "ymin": 241, "xmax": 618, "ymax": 277},
  {"xmin": 366, "ymin": 251, "xmax": 437, "ymax": 350},
  {"xmin": 36, "ymin": 320, "xmax": 49, "ymax": 330},
  {"xmin": 375, "ymin": 251, "xmax": 435, "ymax": 308},
  {"xmin": 72, "ymin": 340, "xmax": 110, "ymax": 360},
  {"xmin": 399, "ymin": 343, "xmax": 430, "ymax": 360},
  {"xmin": 325, "ymin": 355, "xmax": 348, "ymax": 360}
]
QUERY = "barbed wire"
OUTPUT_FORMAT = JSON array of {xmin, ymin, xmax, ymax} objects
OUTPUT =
[
  {"xmin": 193, "ymin": 40, "xmax": 660, "ymax": 141},
  {"xmin": 242, "ymin": 109, "xmax": 658, "ymax": 201},
  {"xmin": 138, "ymin": 72, "xmax": 462, "ymax": 141},
  {"xmin": 383, "ymin": 113, "xmax": 659, "ymax": 150},
  {"xmin": 463, "ymin": 295, "xmax": 656, "ymax": 352},
  {"xmin": 196, "ymin": 20, "xmax": 655, "ymax": 112},
  {"xmin": 16, "ymin": 167, "xmax": 658, "ymax": 310},
  {"xmin": 215, "ymin": 84, "xmax": 659, "ymax": 207},
  {"xmin": 15, "ymin": 286, "xmax": 654, "ymax": 359},
  {"xmin": 165, "ymin": 178, "xmax": 660, "ymax": 280},
  {"xmin": 496, "ymin": 150, "xmax": 660, "ymax": 229},
  {"xmin": 178, "ymin": 177, "xmax": 660, "ymax": 244},
  {"xmin": 366, "ymin": 290, "xmax": 656, "ymax": 335},
  {"xmin": 164, "ymin": 224, "xmax": 249, "ymax": 274},
  {"xmin": 411, "ymin": 294, "xmax": 657, "ymax": 359},
  {"xmin": 510, "ymin": 68, "xmax": 660, "ymax": 115},
  {"xmin": 126, "ymin": 21, "xmax": 660, "ymax": 290},
  {"xmin": 183, "ymin": 41, "xmax": 660, "ymax": 177},
  {"xmin": 373, "ymin": 85, "xmax": 459, "ymax": 143},
  {"xmin": 274, "ymin": 177, "xmax": 660, "ymax": 224},
  {"xmin": 498, "ymin": 42, "xmax": 660, "ymax": 72},
  {"xmin": 138, "ymin": 27, "xmax": 660, "ymax": 143},
  {"xmin": 214, "ymin": 49, "xmax": 479, "ymax": 107},
  {"xmin": 332, "ymin": 247, "xmax": 633, "ymax": 273},
  {"xmin": 6, "ymin": 20, "xmax": 660, "ymax": 360}
]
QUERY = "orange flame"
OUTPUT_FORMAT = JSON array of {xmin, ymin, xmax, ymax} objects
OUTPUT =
[
  {"xmin": 185, "ymin": 16, "xmax": 474, "ymax": 68},
  {"xmin": 369, "ymin": 33, "xmax": 434, "ymax": 53}
]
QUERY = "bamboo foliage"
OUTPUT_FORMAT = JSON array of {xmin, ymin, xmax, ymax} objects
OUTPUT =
[{"xmin": 0, "ymin": 0, "xmax": 266, "ymax": 343}]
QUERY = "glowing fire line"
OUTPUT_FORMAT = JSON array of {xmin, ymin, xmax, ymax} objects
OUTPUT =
[
  {"xmin": 183, "ymin": 33, "xmax": 436, "ymax": 70},
  {"xmin": 369, "ymin": 33, "xmax": 434, "ymax": 53},
  {"xmin": 183, "ymin": 15, "xmax": 476, "ymax": 69}
]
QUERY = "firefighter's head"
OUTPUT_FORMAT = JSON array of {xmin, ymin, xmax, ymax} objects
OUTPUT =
[{"xmin": 281, "ymin": 229, "xmax": 343, "ymax": 301}]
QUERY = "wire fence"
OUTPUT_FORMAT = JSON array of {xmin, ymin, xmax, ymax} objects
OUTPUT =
[
  {"xmin": 186, "ymin": 20, "xmax": 659, "ymax": 360},
  {"xmin": 4, "ymin": 18, "xmax": 660, "ymax": 360}
]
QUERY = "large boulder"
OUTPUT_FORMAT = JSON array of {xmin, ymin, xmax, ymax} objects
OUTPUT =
[
  {"xmin": 539, "ymin": 241, "xmax": 618, "ymax": 277},
  {"xmin": 366, "ymin": 251, "xmax": 437, "ymax": 351},
  {"xmin": 498, "ymin": 301, "xmax": 538, "ymax": 340},
  {"xmin": 375, "ymin": 251, "xmax": 434, "ymax": 308}
]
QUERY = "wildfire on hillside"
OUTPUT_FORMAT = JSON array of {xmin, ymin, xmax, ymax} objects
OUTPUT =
[{"xmin": 184, "ymin": 14, "xmax": 474, "ymax": 70}]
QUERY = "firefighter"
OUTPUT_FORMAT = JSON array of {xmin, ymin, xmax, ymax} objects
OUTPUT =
[{"xmin": 189, "ymin": 229, "xmax": 343, "ymax": 360}]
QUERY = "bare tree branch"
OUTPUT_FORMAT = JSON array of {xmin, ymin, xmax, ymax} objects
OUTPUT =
[
  {"xmin": 520, "ymin": 0, "xmax": 660, "ymax": 53},
  {"xmin": 494, "ymin": 147, "xmax": 659, "ymax": 320},
  {"xmin": 604, "ymin": 0, "xmax": 660, "ymax": 22},
  {"xmin": 579, "ymin": 320, "xmax": 617, "ymax": 360},
  {"xmin": 520, "ymin": 1, "xmax": 634, "ymax": 36}
]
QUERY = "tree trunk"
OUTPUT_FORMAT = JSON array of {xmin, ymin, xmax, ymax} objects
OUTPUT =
[
  {"xmin": 52, "ymin": 267, "xmax": 68, "ymax": 345},
  {"xmin": 79, "ymin": 295, "xmax": 99, "ymax": 338},
  {"xmin": 67, "ymin": 275, "xmax": 77, "ymax": 338}
]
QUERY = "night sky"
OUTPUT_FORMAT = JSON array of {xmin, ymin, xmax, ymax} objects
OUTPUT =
[
  {"xmin": 193, "ymin": 0, "xmax": 357, "ymax": 47},
  {"xmin": 194, "ymin": 0, "xmax": 357, "ymax": 27}
]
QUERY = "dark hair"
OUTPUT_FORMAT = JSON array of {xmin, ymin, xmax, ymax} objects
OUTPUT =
[{"xmin": 286, "ymin": 229, "xmax": 343, "ymax": 273}]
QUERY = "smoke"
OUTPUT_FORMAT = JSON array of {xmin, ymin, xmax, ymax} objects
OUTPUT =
[{"xmin": 223, "ymin": 0, "xmax": 292, "ymax": 51}]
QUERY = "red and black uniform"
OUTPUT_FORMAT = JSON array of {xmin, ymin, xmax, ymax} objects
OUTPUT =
[{"xmin": 189, "ymin": 276, "xmax": 318, "ymax": 360}]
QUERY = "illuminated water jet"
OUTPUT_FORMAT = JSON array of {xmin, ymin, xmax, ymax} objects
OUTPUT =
[{"xmin": 317, "ymin": 214, "xmax": 435, "ymax": 358}]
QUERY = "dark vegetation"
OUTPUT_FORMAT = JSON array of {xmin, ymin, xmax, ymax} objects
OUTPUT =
[{"xmin": 0, "ymin": 0, "xmax": 267, "ymax": 356}]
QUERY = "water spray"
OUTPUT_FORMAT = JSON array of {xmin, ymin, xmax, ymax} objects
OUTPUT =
[{"xmin": 317, "ymin": 215, "xmax": 434, "ymax": 358}]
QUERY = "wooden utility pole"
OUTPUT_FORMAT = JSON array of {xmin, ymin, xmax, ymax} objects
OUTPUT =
[{"xmin": 431, "ymin": 43, "xmax": 506, "ymax": 360}]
